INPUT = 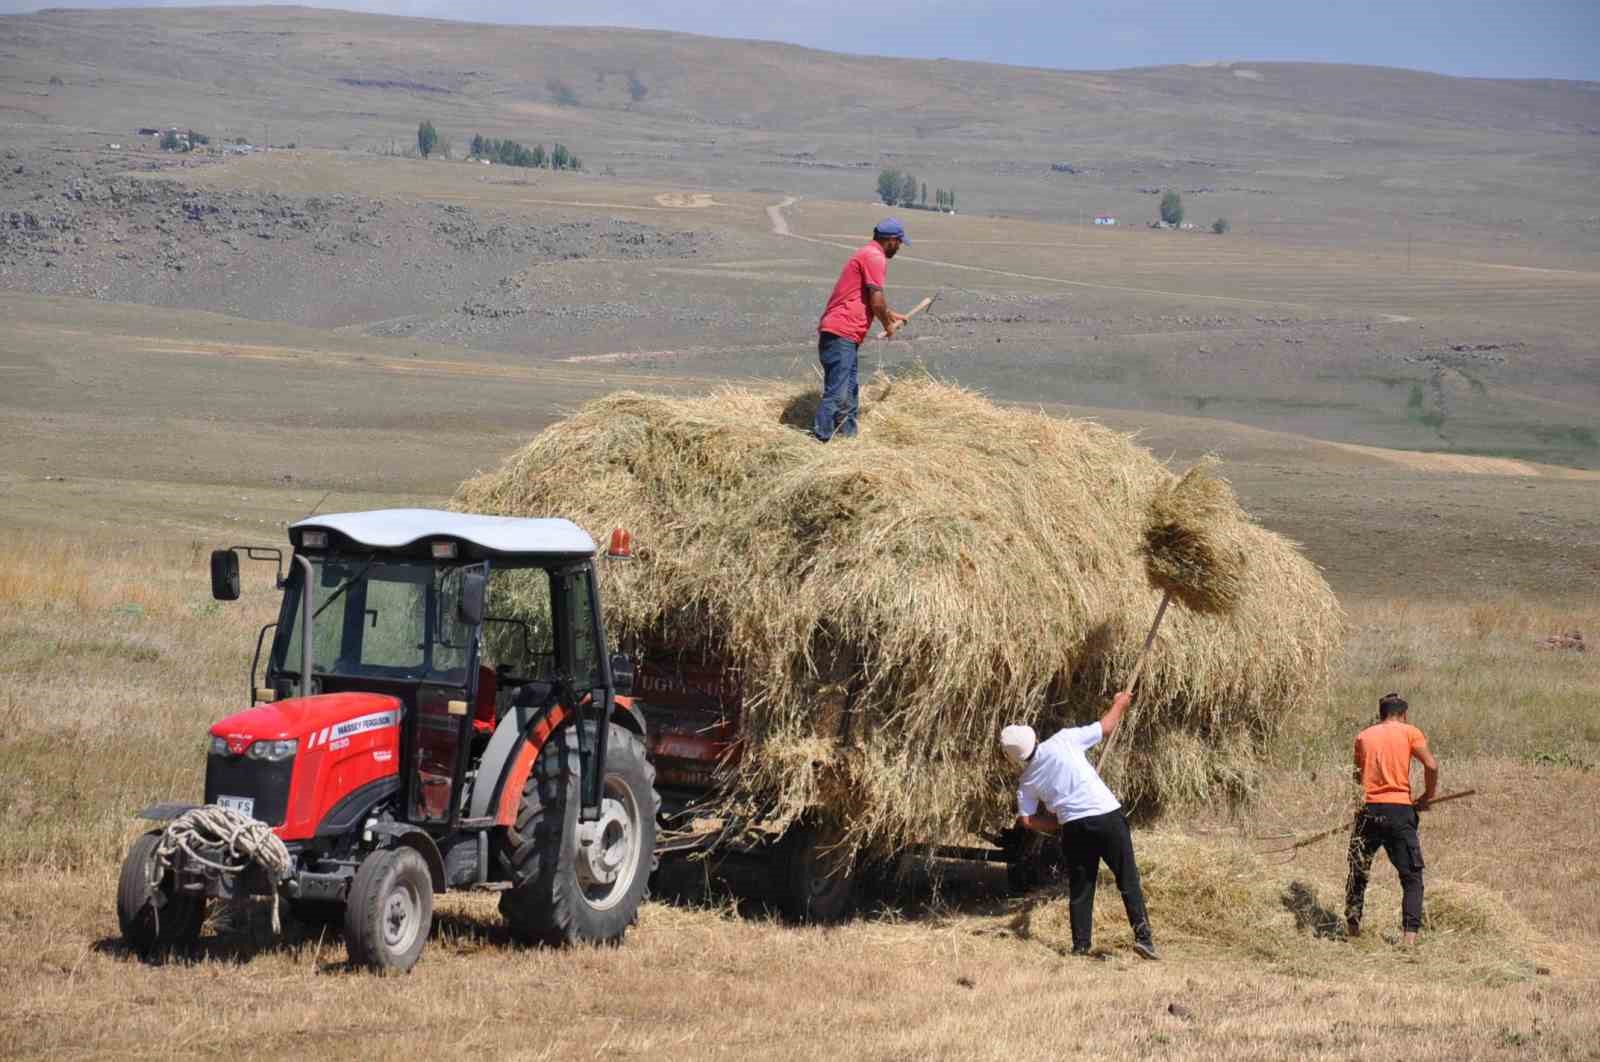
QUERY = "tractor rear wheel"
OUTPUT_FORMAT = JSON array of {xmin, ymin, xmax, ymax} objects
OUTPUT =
[
  {"xmin": 498, "ymin": 722, "xmax": 659, "ymax": 946},
  {"xmin": 117, "ymin": 832, "xmax": 206, "ymax": 959},
  {"xmin": 343, "ymin": 846, "xmax": 432, "ymax": 974}
]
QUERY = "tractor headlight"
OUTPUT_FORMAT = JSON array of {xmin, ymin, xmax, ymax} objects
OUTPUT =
[
  {"xmin": 210, "ymin": 735, "xmax": 229, "ymax": 756},
  {"xmin": 247, "ymin": 739, "xmax": 298, "ymax": 762}
]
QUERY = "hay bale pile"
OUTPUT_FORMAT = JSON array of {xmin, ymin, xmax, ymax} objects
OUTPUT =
[{"xmin": 453, "ymin": 375, "xmax": 1343, "ymax": 851}]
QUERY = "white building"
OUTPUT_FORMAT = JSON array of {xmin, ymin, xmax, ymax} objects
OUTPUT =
[{"xmin": 1094, "ymin": 215, "xmax": 1116, "ymax": 226}]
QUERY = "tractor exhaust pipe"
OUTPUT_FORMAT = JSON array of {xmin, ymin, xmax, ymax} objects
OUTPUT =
[{"xmin": 294, "ymin": 552, "xmax": 314, "ymax": 698}]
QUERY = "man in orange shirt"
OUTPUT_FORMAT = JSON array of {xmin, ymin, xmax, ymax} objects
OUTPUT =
[
  {"xmin": 813, "ymin": 220, "xmax": 909, "ymax": 441},
  {"xmin": 1345, "ymin": 692, "xmax": 1440, "ymax": 946}
]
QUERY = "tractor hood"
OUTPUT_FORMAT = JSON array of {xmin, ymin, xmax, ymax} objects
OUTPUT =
[{"xmin": 211, "ymin": 692, "xmax": 402, "ymax": 754}]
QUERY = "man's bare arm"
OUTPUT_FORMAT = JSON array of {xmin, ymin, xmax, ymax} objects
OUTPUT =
[
  {"xmin": 1017, "ymin": 812, "xmax": 1059, "ymax": 835},
  {"xmin": 1414, "ymin": 742, "xmax": 1440, "ymax": 807},
  {"xmin": 867, "ymin": 287, "xmax": 904, "ymax": 336},
  {"xmin": 1099, "ymin": 691, "xmax": 1135, "ymax": 738}
]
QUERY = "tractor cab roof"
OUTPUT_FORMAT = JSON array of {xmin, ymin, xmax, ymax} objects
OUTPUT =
[{"xmin": 290, "ymin": 508, "xmax": 595, "ymax": 561}]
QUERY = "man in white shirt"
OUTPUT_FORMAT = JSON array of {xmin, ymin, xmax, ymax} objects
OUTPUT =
[{"xmin": 1000, "ymin": 691, "xmax": 1158, "ymax": 960}]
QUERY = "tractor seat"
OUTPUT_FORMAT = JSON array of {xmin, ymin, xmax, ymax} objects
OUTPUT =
[{"xmin": 473, "ymin": 664, "xmax": 497, "ymax": 735}]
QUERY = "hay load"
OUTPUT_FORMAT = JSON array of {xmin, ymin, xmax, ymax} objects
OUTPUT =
[{"xmin": 453, "ymin": 375, "xmax": 1343, "ymax": 852}]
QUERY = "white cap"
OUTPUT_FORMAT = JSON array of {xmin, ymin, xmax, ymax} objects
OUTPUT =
[{"xmin": 999, "ymin": 724, "xmax": 1037, "ymax": 765}]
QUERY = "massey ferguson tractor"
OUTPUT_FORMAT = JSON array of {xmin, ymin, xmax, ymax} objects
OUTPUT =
[{"xmin": 116, "ymin": 509, "xmax": 658, "ymax": 973}]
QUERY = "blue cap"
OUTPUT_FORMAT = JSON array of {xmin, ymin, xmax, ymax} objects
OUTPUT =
[{"xmin": 873, "ymin": 217, "xmax": 910, "ymax": 244}]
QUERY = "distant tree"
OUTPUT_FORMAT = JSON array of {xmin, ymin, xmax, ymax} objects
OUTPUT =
[
  {"xmin": 898, "ymin": 172, "xmax": 918, "ymax": 207},
  {"xmin": 159, "ymin": 130, "xmax": 182, "ymax": 151},
  {"xmin": 551, "ymin": 143, "xmax": 570, "ymax": 170},
  {"xmin": 628, "ymin": 73, "xmax": 648, "ymax": 102},
  {"xmin": 470, "ymin": 133, "xmax": 485, "ymax": 157},
  {"xmin": 48, "ymin": 74, "xmax": 64, "ymax": 87},
  {"xmin": 1160, "ymin": 190, "xmax": 1183, "ymax": 226},
  {"xmin": 417, "ymin": 120, "xmax": 438, "ymax": 158},
  {"xmin": 531, "ymin": 143, "xmax": 546, "ymax": 168},
  {"xmin": 920, "ymin": 182, "xmax": 927, "ymax": 206},
  {"xmin": 1407, "ymin": 383, "xmax": 1425, "ymax": 411},
  {"xmin": 1211, "ymin": 217, "xmax": 1230, "ymax": 235},
  {"xmin": 949, "ymin": 189, "xmax": 956, "ymax": 212},
  {"xmin": 877, "ymin": 168, "xmax": 902, "ymax": 206},
  {"xmin": 547, "ymin": 77, "xmax": 579, "ymax": 106},
  {"xmin": 188, "ymin": 130, "xmax": 209, "ymax": 146}
]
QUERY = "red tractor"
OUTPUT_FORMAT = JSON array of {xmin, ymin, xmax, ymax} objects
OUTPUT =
[{"xmin": 117, "ymin": 509, "xmax": 658, "ymax": 972}]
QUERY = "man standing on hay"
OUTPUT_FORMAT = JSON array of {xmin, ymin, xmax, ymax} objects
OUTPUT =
[
  {"xmin": 1345, "ymin": 692, "xmax": 1440, "ymax": 947},
  {"xmin": 812, "ymin": 219, "xmax": 910, "ymax": 441},
  {"xmin": 1001, "ymin": 692, "xmax": 1159, "ymax": 961}
]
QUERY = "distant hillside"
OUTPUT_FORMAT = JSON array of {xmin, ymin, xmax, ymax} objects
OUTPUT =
[
  {"xmin": 3, "ymin": 6, "xmax": 1598, "ymax": 252},
  {"xmin": 5, "ymin": 6, "xmax": 1597, "ymax": 139}
]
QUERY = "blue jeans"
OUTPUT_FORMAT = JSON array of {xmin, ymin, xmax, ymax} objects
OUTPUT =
[{"xmin": 814, "ymin": 332, "xmax": 859, "ymax": 440}]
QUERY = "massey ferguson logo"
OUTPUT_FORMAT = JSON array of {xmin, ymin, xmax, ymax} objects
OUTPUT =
[
  {"xmin": 304, "ymin": 709, "xmax": 400, "ymax": 750},
  {"xmin": 225, "ymin": 735, "xmax": 252, "ymax": 755}
]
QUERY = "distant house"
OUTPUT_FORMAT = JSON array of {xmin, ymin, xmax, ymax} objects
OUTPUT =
[{"xmin": 1094, "ymin": 214, "xmax": 1116, "ymax": 226}]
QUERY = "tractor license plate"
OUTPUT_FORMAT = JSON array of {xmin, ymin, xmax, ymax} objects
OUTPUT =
[{"xmin": 217, "ymin": 795, "xmax": 255, "ymax": 818}]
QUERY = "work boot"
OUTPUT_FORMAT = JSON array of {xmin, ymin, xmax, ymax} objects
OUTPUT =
[
  {"xmin": 1132, "ymin": 938, "xmax": 1160, "ymax": 961},
  {"xmin": 1070, "ymin": 943, "xmax": 1092, "ymax": 957},
  {"xmin": 1346, "ymin": 918, "xmax": 1361, "ymax": 939}
]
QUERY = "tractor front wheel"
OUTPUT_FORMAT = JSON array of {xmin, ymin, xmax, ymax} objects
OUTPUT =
[
  {"xmin": 498, "ymin": 722, "xmax": 659, "ymax": 946},
  {"xmin": 343, "ymin": 846, "xmax": 433, "ymax": 974},
  {"xmin": 117, "ymin": 832, "xmax": 206, "ymax": 960}
]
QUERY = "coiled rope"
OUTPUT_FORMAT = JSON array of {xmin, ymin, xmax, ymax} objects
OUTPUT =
[{"xmin": 156, "ymin": 805, "xmax": 293, "ymax": 931}]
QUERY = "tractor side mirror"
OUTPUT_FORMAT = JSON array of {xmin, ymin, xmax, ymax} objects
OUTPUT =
[
  {"xmin": 459, "ymin": 569, "xmax": 486, "ymax": 626},
  {"xmin": 210, "ymin": 550, "xmax": 240, "ymax": 601},
  {"xmin": 610, "ymin": 652, "xmax": 635, "ymax": 696}
]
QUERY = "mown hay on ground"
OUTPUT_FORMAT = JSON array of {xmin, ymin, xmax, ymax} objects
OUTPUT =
[
  {"xmin": 453, "ymin": 375, "xmax": 1344, "ymax": 852},
  {"xmin": 1001, "ymin": 830, "xmax": 1547, "ymax": 982}
]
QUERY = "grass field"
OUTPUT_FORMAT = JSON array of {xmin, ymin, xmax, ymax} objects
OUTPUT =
[{"xmin": 2, "ymin": 526, "xmax": 1597, "ymax": 1060}]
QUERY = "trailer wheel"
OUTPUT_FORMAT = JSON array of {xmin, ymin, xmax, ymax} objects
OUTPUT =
[
  {"xmin": 498, "ymin": 722, "xmax": 659, "ymax": 946},
  {"xmin": 344, "ymin": 846, "xmax": 432, "ymax": 974},
  {"xmin": 1004, "ymin": 830, "xmax": 1065, "ymax": 895},
  {"xmin": 117, "ymin": 832, "xmax": 206, "ymax": 960},
  {"xmin": 773, "ymin": 819, "xmax": 858, "ymax": 924}
]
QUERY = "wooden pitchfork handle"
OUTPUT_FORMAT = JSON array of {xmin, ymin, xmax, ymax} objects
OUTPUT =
[
  {"xmin": 1096, "ymin": 590, "xmax": 1172, "ymax": 769},
  {"xmin": 1258, "ymin": 789, "xmax": 1478, "ymax": 856},
  {"xmin": 876, "ymin": 293, "xmax": 937, "ymax": 339}
]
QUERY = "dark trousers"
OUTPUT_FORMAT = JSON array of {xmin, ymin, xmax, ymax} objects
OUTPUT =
[
  {"xmin": 1060, "ymin": 809, "xmax": 1151, "ymax": 949},
  {"xmin": 814, "ymin": 332, "xmax": 860, "ymax": 440},
  {"xmin": 1344, "ymin": 803, "xmax": 1425, "ymax": 932}
]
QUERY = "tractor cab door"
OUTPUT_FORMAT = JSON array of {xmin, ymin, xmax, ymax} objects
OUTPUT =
[
  {"xmin": 553, "ymin": 562, "xmax": 614, "ymax": 821},
  {"xmin": 404, "ymin": 561, "xmax": 486, "ymax": 827}
]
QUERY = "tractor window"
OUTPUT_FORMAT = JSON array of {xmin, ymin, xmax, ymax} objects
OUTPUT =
[
  {"xmin": 278, "ymin": 561, "xmax": 359, "ymax": 677},
  {"xmin": 565, "ymin": 567, "xmax": 605, "ymax": 691},
  {"xmin": 359, "ymin": 572, "xmax": 426, "ymax": 671},
  {"xmin": 431, "ymin": 566, "xmax": 474, "ymax": 678},
  {"xmin": 272, "ymin": 556, "xmax": 478, "ymax": 683},
  {"xmin": 482, "ymin": 568, "xmax": 556, "ymax": 680}
]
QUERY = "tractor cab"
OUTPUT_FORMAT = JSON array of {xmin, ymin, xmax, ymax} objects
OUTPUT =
[
  {"xmin": 120, "ymin": 509, "xmax": 657, "ymax": 973},
  {"xmin": 242, "ymin": 510, "xmax": 615, "ymax": 834}
]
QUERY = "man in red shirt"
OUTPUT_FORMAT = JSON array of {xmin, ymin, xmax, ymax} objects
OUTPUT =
[
  {"xmin": 1345, "ymin": 692, "xmax": 1440, "ymax": 946},
  {"xmin": 813, "ymin": 219, "xmax": 909, "ymax": 441}
]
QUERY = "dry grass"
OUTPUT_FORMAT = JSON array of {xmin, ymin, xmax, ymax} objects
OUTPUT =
[
  {"xmin": 453, "ymin": 376, "xmax": 1343, "ymax": 851},
  {"xmin": 0, "ymin": 532, "xmax": 276, "ymax": 869}
]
